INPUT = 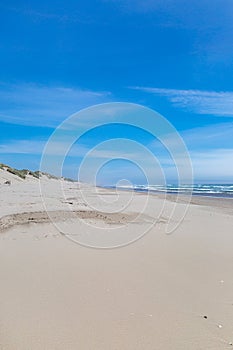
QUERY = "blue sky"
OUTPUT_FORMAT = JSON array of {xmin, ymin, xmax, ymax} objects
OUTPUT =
[{"xmin": 0, "ymin": 0, "xmax": 233, "ymax": 184}]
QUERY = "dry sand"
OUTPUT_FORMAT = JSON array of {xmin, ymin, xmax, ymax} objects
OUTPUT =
[{"xmin": 0, "ymin": 168, "xmax": 233, "ymax": 349}]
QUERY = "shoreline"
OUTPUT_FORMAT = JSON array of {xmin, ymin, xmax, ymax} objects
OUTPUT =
[
  {"xmin": 104, "ymin": 186, "xmax": 233, "ymax": 198},
  {"xmin": 99, "ymin": 185, "xmax": 233, "ymax": 212},
  {"xmin": 1, "ymin": 180, "xmax": 232, "ymax": 235}
]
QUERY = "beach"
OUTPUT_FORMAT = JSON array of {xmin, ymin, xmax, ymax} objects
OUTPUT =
[{"xmin": 1, "ymin": 169, "xmax": 233, "ymax": 349}]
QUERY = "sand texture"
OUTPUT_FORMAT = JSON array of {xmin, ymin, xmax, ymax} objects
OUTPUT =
[{"xmin": 0, "ymin": 168, "xmax": 233, "ymax": 349}]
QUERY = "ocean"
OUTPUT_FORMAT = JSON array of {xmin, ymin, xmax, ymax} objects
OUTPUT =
[{"xmin": 114, "ymin": 184, "xmax": 233, "ymax": 198}]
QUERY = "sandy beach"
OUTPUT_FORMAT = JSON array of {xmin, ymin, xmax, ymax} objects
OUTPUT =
[{"xmin": 0, "ymin": 168, "xmax": 233, "ymax": 349}]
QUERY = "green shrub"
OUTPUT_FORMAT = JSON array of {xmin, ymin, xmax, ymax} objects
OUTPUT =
[{"xmin": 6, "ymin": 167, "xmax": 26, "ymax": 179}]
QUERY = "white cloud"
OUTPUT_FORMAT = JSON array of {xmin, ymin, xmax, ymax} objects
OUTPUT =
[
  {"xmin": 148, "ymin": 122, "xmax": 233, "ymax": 151},
  {"xmin": 0, "ymin": 140, "xmax": 45, "ymax": 155},
  {"xmin": 0, "ymin": 139, "xmax": 90, "ymax": 158},
  {"xmin": 102, "ymin": 0, "xmax": 165, "ymax": 13},
  {"xmin": 181, "ymin": 122, "xmax": 233, "ymax": 149},
  {"xmin": 133, "ymin": 87, "xmax": 233, "ymax": 117},
  {"xmin": 1, "ymin": 120, "xmax": 233, "ymax": 182},
  {"xmin": 4, "ymin": 4, "xmax": 94, "ymax": 24},
  {"xmin": 191, "ymin": 149, "xmax": 233, "ymax": 181},
  {"xmin": 0, "ymin": 83, "xmax": 111, "ymax": 127},
  {"xmin": 147, "ymin": 122, "xmax": 233, "ymax": 182}
]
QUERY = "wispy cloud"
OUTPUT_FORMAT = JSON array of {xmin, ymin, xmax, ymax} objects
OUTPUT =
[
  {"xmin": 0, "ymin": 139, "xmax": 92, "ymax": 158},
  {"xmin": 133, "ymin": 87, "xmax": 233, "ymax": 117},
  {"xmin": 102, "ymin": 0, "xmax": 164, "ymax": 13},
  {"xmin": 0, "ymin": 83, "xmax": 111, "ymax": 127},
  {"xmin": 191, "ymin": 149, "xmax": 233, "ymax": 181},
  {"xmin": 2, "ymin": 120, "xmax": 233, "ymax": 182},
  {"xmin": 0, "ymin": 137, "xmax": 152, "ymax": 161},
  {"xmin": 155, "ymin": 122, "xmax": 233, "ymax": 150},
  {"xmin": 157, "ymin": 148, "xmax": 233, "ymax": 183},
  {"xmin": 4, "ymin": 5, "xmax": 94, "ymax": 24},
  {"xmin": 181, "ymin": 122, "xmax": 233, "ymax": 149},
  {"xmin": 147, "ymin": 121, "xmax": 233, "ymax": 181},
  {"xmin": 103, "ymin": 0, "xmax": 233, "ymax": 28},
  {"xmin": 148, "ymin": 122, "xmax": 233, "ymax": 158}
]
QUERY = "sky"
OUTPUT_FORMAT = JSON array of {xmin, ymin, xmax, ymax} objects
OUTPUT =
[{"xmin": 0, "ymin": 0, "xmax": 233, "ymax": 184}]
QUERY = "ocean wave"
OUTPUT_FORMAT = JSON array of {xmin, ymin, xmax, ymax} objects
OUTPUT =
[{"xmin": 115, "ymin": 184, "xmax": 233, "ymax": 198}]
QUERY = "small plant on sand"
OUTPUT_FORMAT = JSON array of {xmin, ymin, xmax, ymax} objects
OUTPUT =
[{"xmin": 6, "ymin": 167, "xmax": 27, "ymax": 179}]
